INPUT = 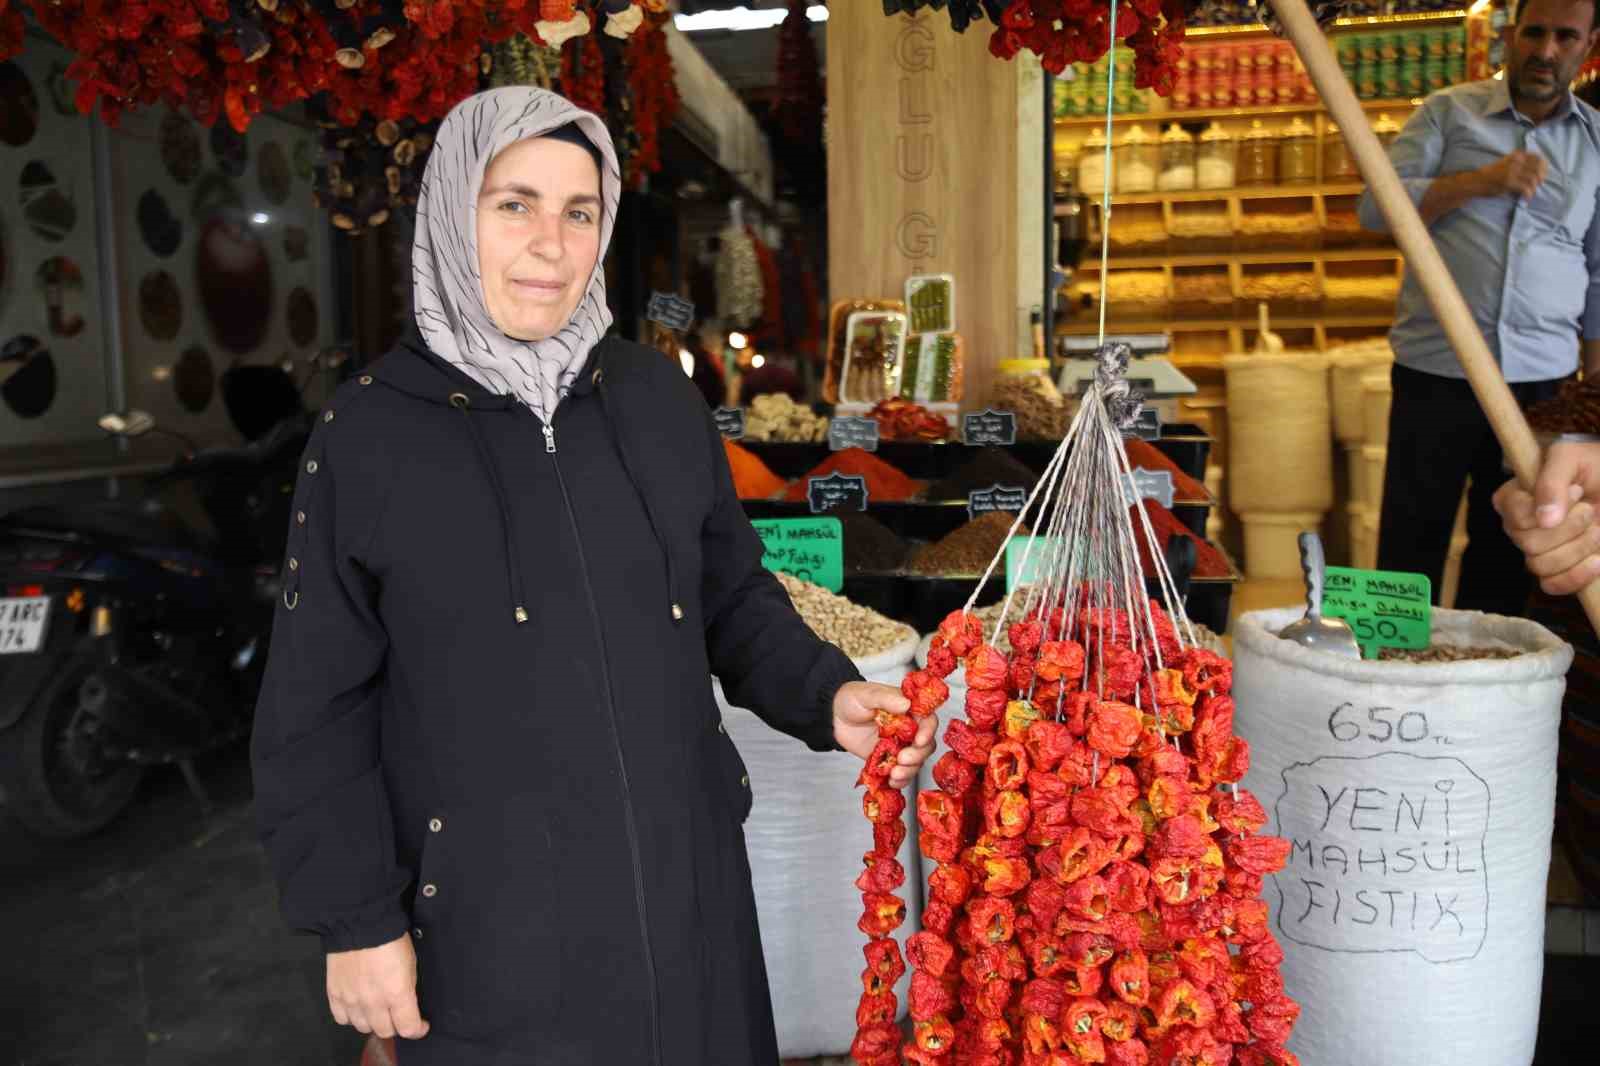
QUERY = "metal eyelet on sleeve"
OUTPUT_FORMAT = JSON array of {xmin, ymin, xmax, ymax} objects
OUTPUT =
[
  {"xmin": 282, "ymin": 589, "xmax": 299, "ymax": 610},
  {"xmin": 359, "ymin": 375, "xmax": 373, "ymax": 386},
  {"xmin": 305, "ymin": 460, "xmax": 318, "ymax": 474},
  {"xmin": 449, "ymin": 392, "xmax": 469, "ymax": 409},
  {"xmin": 324, "ymin": 411, "xmax": 335, "ymax": 423},
  {"xmin": 421, "ymin": 883, "xmax": 438, "ymax": 898}
]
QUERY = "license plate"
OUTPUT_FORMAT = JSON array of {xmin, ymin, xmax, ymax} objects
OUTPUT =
[{"xmin": 0, "ymin": 597, "xmax": 50, "ymax": 655}]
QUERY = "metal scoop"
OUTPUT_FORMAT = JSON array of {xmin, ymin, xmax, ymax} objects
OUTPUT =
[{"xmin": 1278, "ymin": 531, "xmax": 1362, "ymax": 659}]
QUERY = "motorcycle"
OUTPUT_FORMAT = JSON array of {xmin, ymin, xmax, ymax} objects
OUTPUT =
[{"xmin": 0, "ymin": 354, "xmax": 343, "ymax": 838}]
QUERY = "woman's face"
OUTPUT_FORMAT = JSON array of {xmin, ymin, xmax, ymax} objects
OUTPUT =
[{"xmin": 476, "ymin": 136, "xmax": 602, "ymax": 341}]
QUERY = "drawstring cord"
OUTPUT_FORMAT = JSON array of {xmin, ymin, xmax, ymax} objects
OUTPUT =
[
  {"xmin": 595, "ymin": 374, "xmax": 684, "ymax": 624},
  {"xmin": 450, "ymin": 393, "xmax": 530, "ymax": 624}
]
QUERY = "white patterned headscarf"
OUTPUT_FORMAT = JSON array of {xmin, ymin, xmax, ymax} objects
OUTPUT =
[{"xmin": 413, "ymin": 87, "xmax": 621, "ymax": 422}]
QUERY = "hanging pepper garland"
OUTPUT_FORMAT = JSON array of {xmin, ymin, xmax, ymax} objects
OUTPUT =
[
  {"xmin": 2, "ymin": 0, "xmax": 653, "ymax": 131},
  {"xmin": 620, "ymin": 7, "xmax": 677, "ymax": 190},
  {"xmin": 861, "ymin": 601, "xmax": 1299, "ymax": 1066},
  {"xmin": 881, "ymin": 0, "xmax": 1191, "ymax": 94},
  {"xmin": 775, "ymin": 0, "xmax": 822, "ymax": 144}
]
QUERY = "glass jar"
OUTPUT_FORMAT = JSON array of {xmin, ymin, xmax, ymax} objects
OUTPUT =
[
  {"xmin": 1373, "ymin": 113, "xmax": 1402, "ymax": 149},
  {"xmin": 1323, "ymin": 123, "xmax": 1359, "ymax": 182},
  {"xmin": 1197, "ymin": 122, "xmax": 1237, "ymax": 190},
  {"xmin": 1077, "ymin": 128, "xmax": 1110, "ymax": 198},
  {"xmin": 1278, "ymin": 117, "xmax": 1316, "ymax": 184},
  {"xmin": 1159, "ymin": 123, "xmax": 1197, "ymax": 191},
  {"xmin": 1116, "ymin": 124, "xmax": 1158, "ymax": 194},
  {"xmin": 1238, "ymin": 120, "xmax": 1279, "ymax": 185}
]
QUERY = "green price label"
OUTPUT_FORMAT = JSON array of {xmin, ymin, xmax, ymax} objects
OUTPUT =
[
  {"xmin": 1321, "ymin": 566, "xmax": 1432, "ymax": 658},
  {"xmin": 1005, "ymin": 535, "xmax": 1101, "ymax": 590},
  {"xmin": 752, "ymin": 518, "xmax": 844, "ymax": 592}
]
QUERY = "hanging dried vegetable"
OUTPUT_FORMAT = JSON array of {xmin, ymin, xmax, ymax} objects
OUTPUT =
[
  {"xmin": 313, "ymin": 111, "xmax": 436, "ymax": 236},
  {"xmin": 716, "ymin": 223, "xmax": 764, "ymax": 328}
]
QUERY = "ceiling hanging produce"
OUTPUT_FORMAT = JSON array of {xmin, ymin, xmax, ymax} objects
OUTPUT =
[
  {"xmin": 0, "ymin": 0, "xmax": 658, "ymax": 132},
  {"xmin": 775, "ymin": 0, "xmax": 823, "ymax": 144}
]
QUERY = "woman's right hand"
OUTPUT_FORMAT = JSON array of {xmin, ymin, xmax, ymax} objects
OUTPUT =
[
  {"xmin": 1493, "ymin": 441, "xmax": 1600, "ymax": 596},
  {"xmin": 326, "ymin": 934, "xmax": 430, "ymax": 1041}
]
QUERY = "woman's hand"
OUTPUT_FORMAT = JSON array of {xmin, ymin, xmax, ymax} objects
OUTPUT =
[
  {"xmin": 833, "ymin": 681, "xmax": 936, "ymax": 790},
  {"xmin": 326, "ymin": 934, "xmax": 430, "ymax": 1041},
  {"xmin": 1492, "ymin": 441, "xmax": 1600, "ymax": 596}
]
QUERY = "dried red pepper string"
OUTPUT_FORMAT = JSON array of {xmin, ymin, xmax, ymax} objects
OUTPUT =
[
  {"xmin": 871, "ymin": 597, "xmax": 1297, "ymax": 1065},
  {"xmin": 850, "ymin": 664, "xmax": 949, "ymax": 1065}
]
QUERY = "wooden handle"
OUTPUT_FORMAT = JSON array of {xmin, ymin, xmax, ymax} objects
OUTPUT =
[{"xmin": 1265, "ymin": 0, "xmax": 1600, "ymax": 637}]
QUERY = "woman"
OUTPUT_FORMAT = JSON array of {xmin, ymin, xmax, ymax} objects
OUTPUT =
[{"xmin": 250, "ymin": 88, "xmax": 937, "ymax": 1065}]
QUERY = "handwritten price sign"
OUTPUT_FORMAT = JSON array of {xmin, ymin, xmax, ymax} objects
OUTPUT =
[
  {"xmin": 1321, "ymin": 566, "xmax": 1432, "ymax": 658},
  {"xmin": 752, "ymin": 517, "xmax": 844, "ymax": 592}
]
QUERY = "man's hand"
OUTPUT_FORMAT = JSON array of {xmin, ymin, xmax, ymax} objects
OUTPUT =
[
  {"xmin": 1479, "ymin": 150, "xmax": 1548, "ymax": 200},
  {"xmin": 326, "ymin": 934, "xmax": 429, "ymax": 1041},
  {"xmin": 833, "ymin": 681, "xmax": 936, "ymax": 790},
  {"xmin": 1492, "ymin": 441, "xmax": 1600, "ymax": 595}
]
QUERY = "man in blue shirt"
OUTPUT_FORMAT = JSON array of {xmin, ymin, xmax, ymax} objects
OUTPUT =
[{"xmin": 1359, "ymin": 0, "xmax": 1600, "ymax": 615}]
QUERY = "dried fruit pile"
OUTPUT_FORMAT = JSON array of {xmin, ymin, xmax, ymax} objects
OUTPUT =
[{"xmin": 851, "ymin": 596, "xmax": 1299, "ymax": 1066}]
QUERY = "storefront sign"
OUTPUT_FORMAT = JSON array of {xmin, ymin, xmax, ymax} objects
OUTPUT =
[
  {"xmin": 967, "ymin": 484, "xmax": 1029, "ymax": 523},
  {"xmin": 713, "ymin": 406, "xmax": 746, "ymax": 440},
  {"xmin": 829, "ymin": 416, "xmax": 881, "ymax": 452},
  {"xmin": 962, "ymin": 409, "xmax": 1017, "ymax": 447},
  {"xmin": 807, "ymin": 473, "xmax": 869, "ymax": 514},
  {"xmin": 645, "ymin": 291, "xmax": 695, "ymax": 332},
  {"xmin": 751, "ymin": 517, "xmax": 844, "ymax": 592},
  {"xmin": 1320, "ymin": 566, "xmax": 1432, "ymax": 658},
  {"xmin": 1122, "ymin": 468, "xmax": 1175, "ymax": 510}
]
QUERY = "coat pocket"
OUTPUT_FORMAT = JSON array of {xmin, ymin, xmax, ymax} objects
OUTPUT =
[
  {"xmin": 409, "ymin": 804, "xmax": 562, "ymax": 1041},
  {"xmin": 710, "ymin": 723, "xmax": 754, "ymax": 824}
]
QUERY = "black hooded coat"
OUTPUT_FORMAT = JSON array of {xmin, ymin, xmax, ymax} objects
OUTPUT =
[{"xmin": 250, "ymin": 331, "xmax": 862, "ymax": 1065}]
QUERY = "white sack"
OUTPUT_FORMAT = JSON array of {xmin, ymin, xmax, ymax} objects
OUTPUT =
[
  {"xmin": 716, "ymin": 631, "xmax": 921, "ymax": 1058},
  {"xmin": 1233, "ymin": 607, "xmax": 1571, "ymax": 1066}
]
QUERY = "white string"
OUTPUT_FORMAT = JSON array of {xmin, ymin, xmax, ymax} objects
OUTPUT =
[{"xmin": 1096, "ymin": 1, "xmax": 1121, "ymax": 346}]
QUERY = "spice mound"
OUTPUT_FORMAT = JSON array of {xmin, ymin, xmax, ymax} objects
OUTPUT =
[
  {"xmin": 925, "ymin": 447, "xmax": 1039, "ymax": 502},
  {"xmin": 991, "ymin": 373, "xmax": 1069, "ymax": 441},
  {"xmin": 838, "ymin": 513, "xmax": 910, "ymax": 574},
  {"xmin": 745, "ymin": 392, "xmax": 829, "ymax": 442},
  {"xmin": 1527, "ymin": 377, "xmax": 1600, "ymax": 436},
  {"xmin": 776, "ymin": 572, "xmax": 916, "ymax": 659},
  {"xmin": 723, "ymin": 440, "xmax": 787, "ymax": 500},
  {"xmin": 783, "ymin": 448, "xmax": 923, "ymax": 503},
  {"xmin": 909, "ymin": 512, "xmax": 1032, "ymax": 576},
  {"xmin": 1132, "ymin": 500, "xmax": 1232, "ymax": 579}
]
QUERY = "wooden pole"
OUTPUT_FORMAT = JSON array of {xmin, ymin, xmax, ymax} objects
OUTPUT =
[{"xmin": 1266, "ymin": 0, "xmax": 1600, "ymax": 635}]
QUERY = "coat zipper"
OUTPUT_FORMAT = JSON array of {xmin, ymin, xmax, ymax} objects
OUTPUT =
[{"xmin": 541, "ymin": 411, "xmax": 664, "ymax": 1065}]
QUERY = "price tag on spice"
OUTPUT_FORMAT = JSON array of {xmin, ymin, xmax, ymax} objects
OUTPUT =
[
  {"xmin": 713, "ymin": 406, "xmax": 746, "ymax": 440},
  {"xmin": 1320, "ymin": 566, "xmax": 1432, "ymax": 658},
  {"xmin": 751, "ymin": 517, "xmax": 843, "ymax": 592},
  {"xmin": 645, "ymin": 291, "xmax": 695, "ymax": 332},
  {"xmin": 1123, "ymin": 409, "xmax": 1162, "ymax": 441},
  {"xmin": 962, "ymin": 409, "xmax": 1018, "ymax": 447},
  {"xmin": 807, "ymin": 473, "xmax": 870, "ymax": 514},
  {"xmin": 1005, "ymin": 535, "xmax": 1102, "ymax": 590},
  {"xmin": 1121, "ymin": 469, "xmax": 1175, "ymax": 509},
  {"xmin": 968, "ymin": 484, "xmax": 1029, "ymax": 523},
  {"xmin": 829, "ymin": 416, "xmax": 881, "ymax": 452}
]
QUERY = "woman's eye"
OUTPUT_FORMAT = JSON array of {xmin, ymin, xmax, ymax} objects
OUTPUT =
[
  {"xmin": 568, "ymin": 209, "xmax": 594, "ymax": 225},
  {"xmin": 499, "ymin": 200, "xmax": 528, "ymax": 215}
]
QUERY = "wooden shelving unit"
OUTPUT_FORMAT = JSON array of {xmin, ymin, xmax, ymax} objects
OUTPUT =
[{"xmin": 1054, "ymin": 96, "xmax": 1424, "ymax": 130}]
